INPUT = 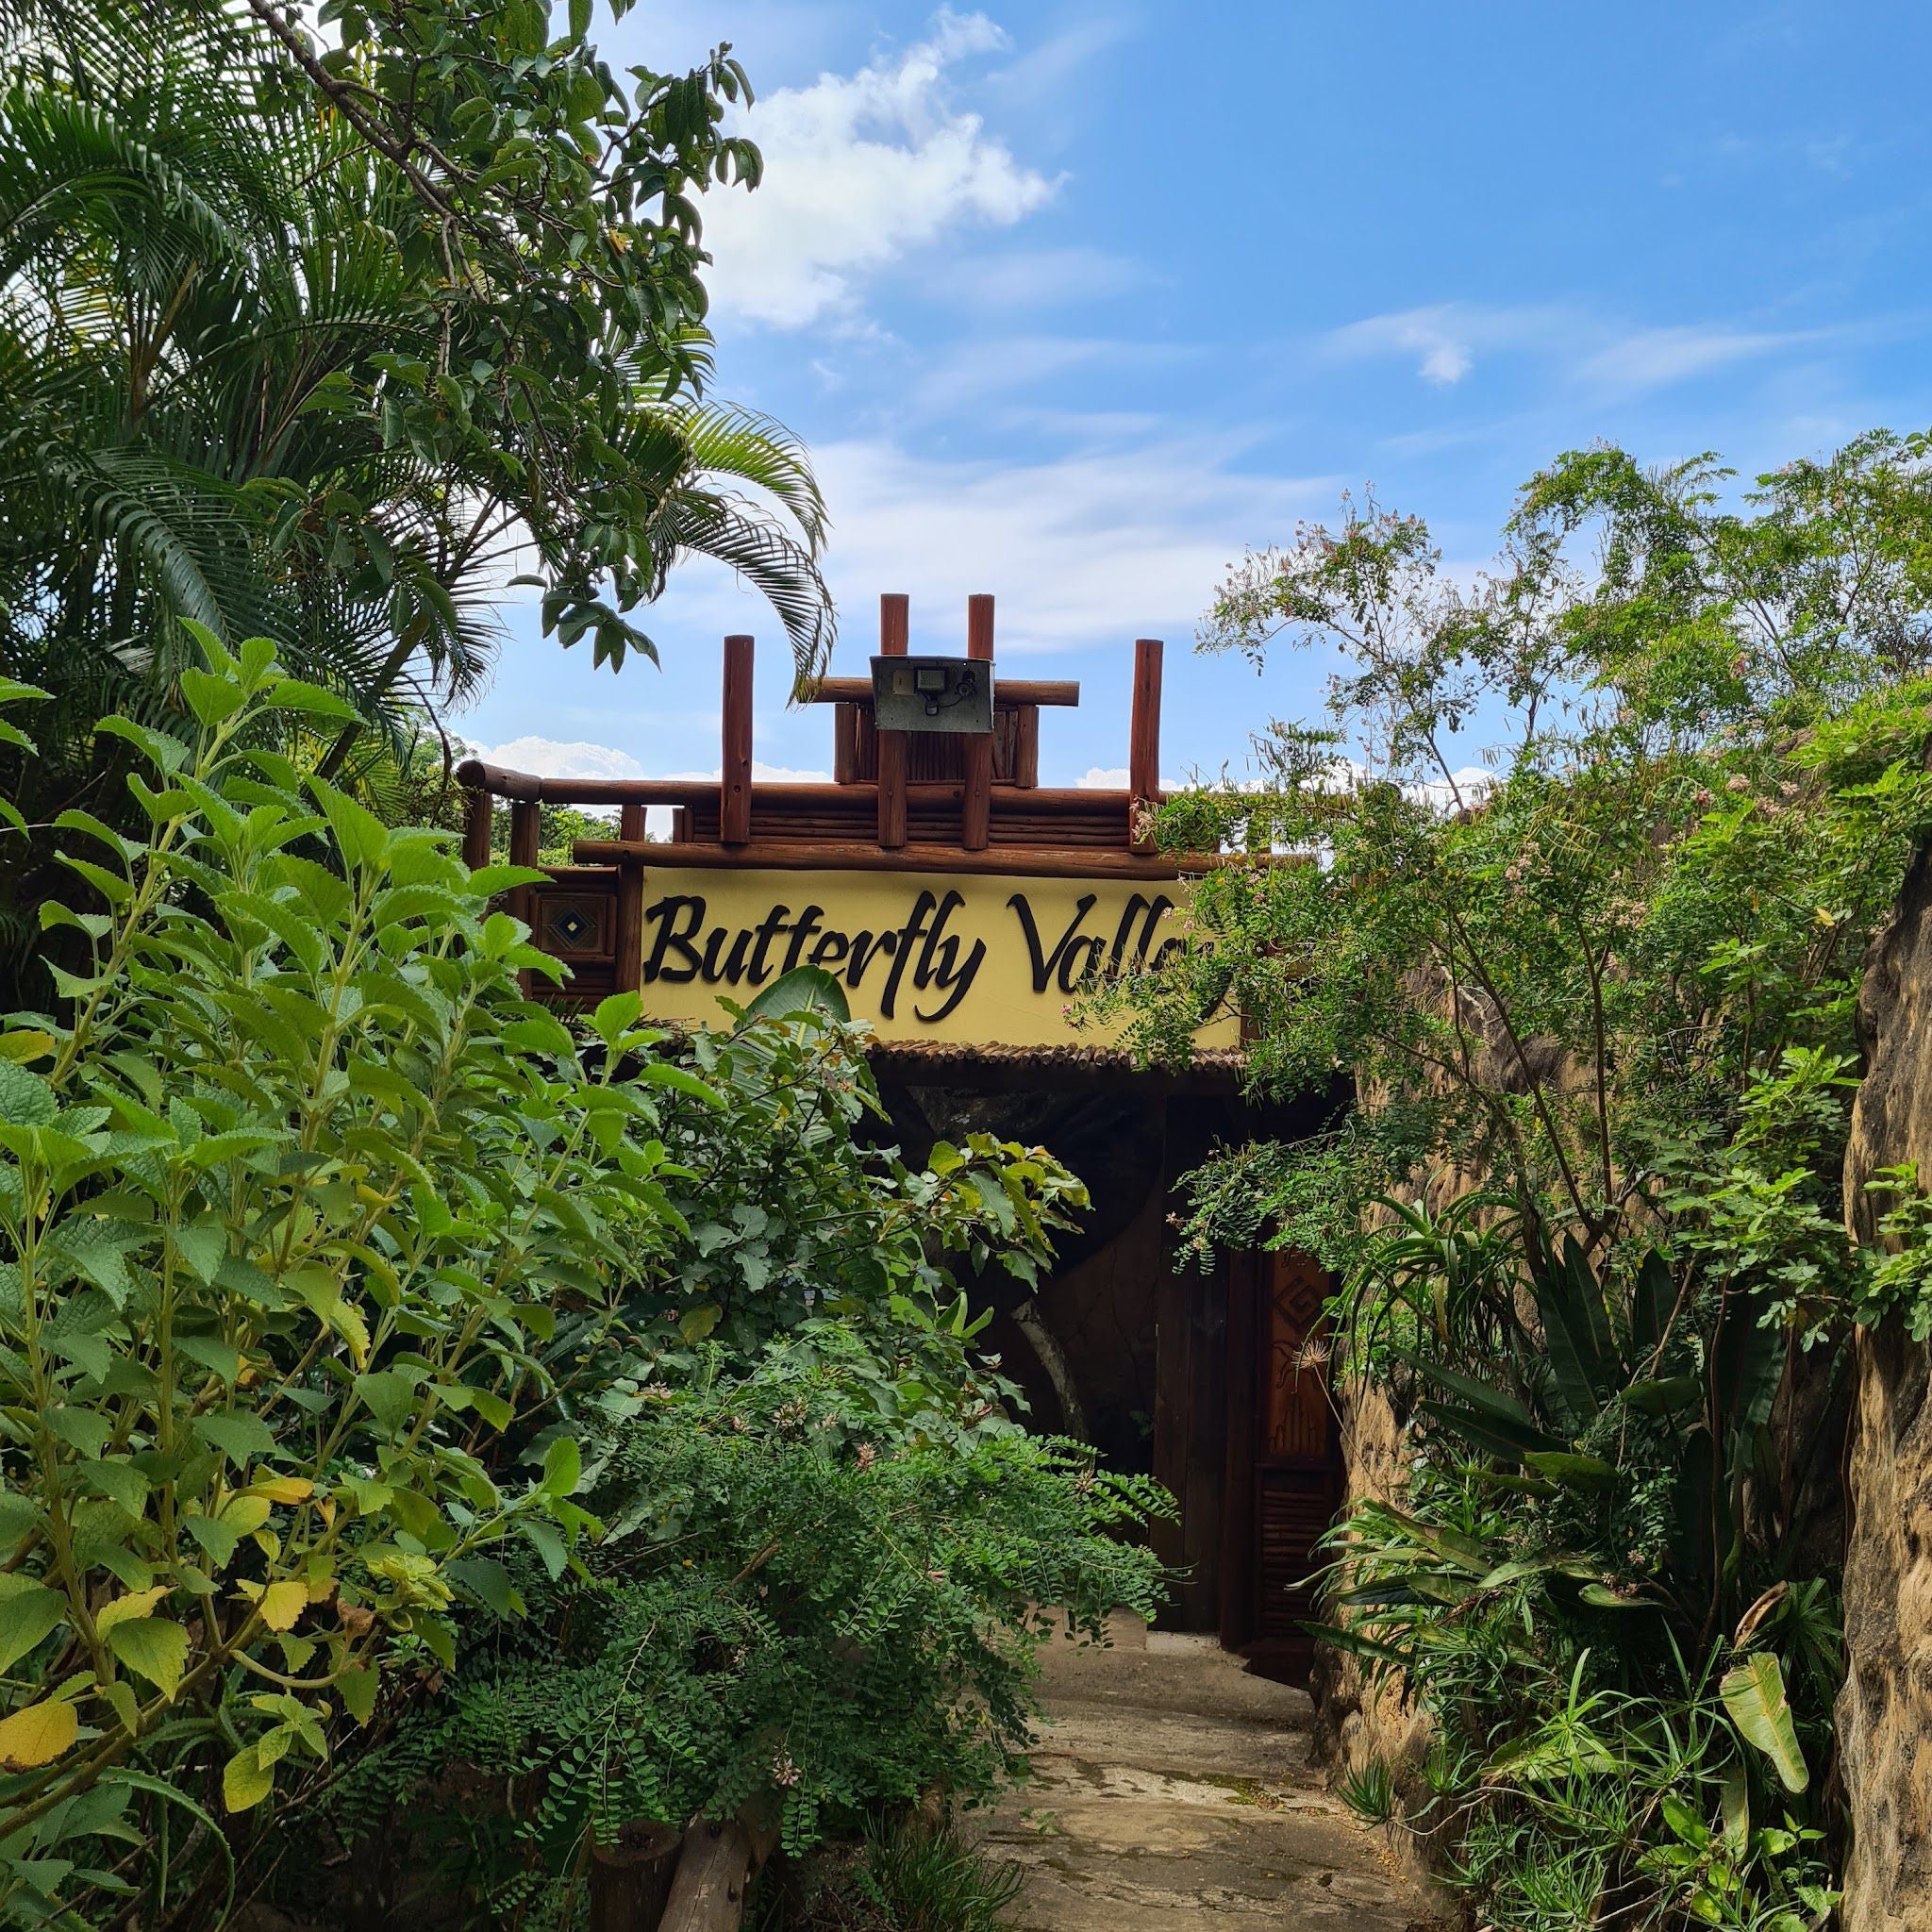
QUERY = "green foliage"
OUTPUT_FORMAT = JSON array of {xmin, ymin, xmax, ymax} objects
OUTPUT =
[
  {"xmin": 752, "ymin": 1814, "xmax": 1024, "ymax": 1932},
  {"xmin": 0, "ymin": 0, "xmax": 832, "ymax": 995},
  {"xmin": 0, "ymin": 633, "xmax": 1129, "ymax": 1926},
  {"xmin": 0, "ymin": 631, "xmax": 695, "ymax": 1922},
  {"xmin": 1137, "ymin": 431, "xmax": 1932, "ymax": 1928},
  {"xmin": 327, "ymin": 1325, "xmax": 1167, "ymax": 1923}
]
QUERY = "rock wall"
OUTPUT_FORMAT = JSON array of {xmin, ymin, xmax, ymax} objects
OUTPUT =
[
  {"xmin": 1307, "ymin": 1375, "xmax": 1451, "ymax": 1890},
  {"xmin": 1840, "ymin": 841, "xmax": 1932, "ymax": 1932}
]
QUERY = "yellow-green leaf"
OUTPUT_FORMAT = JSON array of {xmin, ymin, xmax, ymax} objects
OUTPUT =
[
  {"xmin": 95, "ymin": 1586, "xmax": 168, "ymax": 1635},
  {"xmin": 223, "ymin": 1746, "xmax": 274, "ymax": 1813},
  {"xmin": 0, "ymin": 1697, "xmax": 77, "ymax": 1768},
  {"xmin": 107, "ymin": 1617, "xmax": 188, "ymax": 1700},
  {"xmin": 256, "ymin": 1581, "xmax": 308, "ymax": 1633},
  {"xmin": 1720, "ymin": 1653, "xmax": 1807, "ymax": 1792}
]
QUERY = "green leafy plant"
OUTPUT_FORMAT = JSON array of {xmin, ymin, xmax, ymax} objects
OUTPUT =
[
  {"xmin": 0, "ymin": 629, "xmax": 708, "ymax": 1924},
  {"xmin": 325, "ymin": 1324, "xmax": 1168, "ymax": 1924}
]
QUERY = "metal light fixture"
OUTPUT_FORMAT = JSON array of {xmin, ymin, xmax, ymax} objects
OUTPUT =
[{"xmin": 869, "ymin": 655, "xmax": 996, "ymax": 734}]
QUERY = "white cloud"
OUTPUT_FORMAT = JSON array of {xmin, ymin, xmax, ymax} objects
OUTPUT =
[
  {"xmin": 787, "ymin": 434, "xmax": 1334, "ymax": 655},
  {"xmin": 1323, "ymin": 303, "xmax": 1574, "ymax": 386},
  {"xmin": 701, "ymin": 10, "xmax": 1056, "ymax": 329},
  {"xmin": 1324, "ymin": 301, "xmax": 1827, "ymax": 396},
  {"xmin": 1577, "ymin": 325, "xmax": 1815, "ymax": 391},
  {"xmin": 1076, "ymin": 765, "xmax": 1126, "ymax": 789},
  {"xmin": 477, "ymin": 737, "xmax": 644, "ymax": 781}
]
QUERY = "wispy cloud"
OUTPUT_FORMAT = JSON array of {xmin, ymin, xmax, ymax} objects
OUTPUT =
[
  {"xmin": 1324, "ymin": 300, "xmax": 1834, "ymax": 396},
  {"xmin": 1322, "ymin": 303, "xmax": 1577, "ymax": 386},
  {"xmin": 700, "ymin": 10, "xmax": 1057, "ymax": 329},
  {"xmin": 644, "ymin": 431, "xmax": 1337, "ymax": 658},
  {"xmin": 1577, "ymin": 325, "xmax": 1824, "ymax": 391}
]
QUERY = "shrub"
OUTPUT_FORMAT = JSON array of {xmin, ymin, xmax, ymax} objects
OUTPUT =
[
  {"xmin": 0, "ymin": 632, "xmax": 715, "ymax": 1924},
  {"xmin": 326, "ymin": 1322, "xmax": 1167, "ymax": 1923}
]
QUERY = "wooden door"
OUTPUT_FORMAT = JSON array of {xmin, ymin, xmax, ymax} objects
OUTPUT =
[{"xmin": 1220, "ymin": 1249, "xmax": 1339, "ymax": 1674}]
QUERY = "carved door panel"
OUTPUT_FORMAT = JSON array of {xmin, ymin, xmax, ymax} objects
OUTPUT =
[{"xmin": 1252, "ymin": 1250, "xmax": 1337, "ymax": 1654}]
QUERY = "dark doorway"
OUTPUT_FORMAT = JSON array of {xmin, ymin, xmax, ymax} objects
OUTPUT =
[{"xmin": 1218, "ymin": 1249, "xmax": 1341, "ymax": 1680}]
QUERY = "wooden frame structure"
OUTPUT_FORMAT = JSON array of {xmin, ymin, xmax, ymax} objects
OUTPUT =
[
  {"xmin": 456, "ymin": 595, "xmax": 1183, "ymax": 1006},
  {"xmin": 455, "ymin": 593, "xmax": 1342, "ymax": 1674}
]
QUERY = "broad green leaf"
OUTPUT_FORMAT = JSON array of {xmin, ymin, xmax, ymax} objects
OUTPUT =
[
  {"xmin": 1720, "ymin": 1653, "xmax": 1807, "ymax": 1792},
  {"xmin": 223, "ymin": 1746, "xmax": 274, "ymax": 1813},
  {"xmin": 0, "ymin": 1588, "xmax": 66, "ymax": 1674},
  {"xmin": 0, "ymin": 1697, "xmax": 77, "ymax": 1768},
  {"xmin": 107, "ymin": 1617, "xmax": 188, "ymax": 1699},
  {"xmin": 0, "ymin": 1059, "xmax": 56, "ymax": 1127},
  {"xmin": 194, "ymin": 1412, "xmax": 275, "ymax": 1465},
  {"xmin": 337, "ymin": 1665, "xmax": 378, "ymax": 1725}
]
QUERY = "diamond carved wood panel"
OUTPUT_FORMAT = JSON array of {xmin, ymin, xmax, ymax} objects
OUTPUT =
[{"xmin": 537, "ymin": 890, "xmax": 614, "ymax": 960}]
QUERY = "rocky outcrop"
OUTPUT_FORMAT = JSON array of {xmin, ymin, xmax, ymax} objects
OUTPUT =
[
  {"xmin": 1307, "ymin": 1376, "xmax": 1449, "ymax": 1890},
  {"xmin": 1840, "ymin": 842, "xmax": 1932, "ymax": 1932}
]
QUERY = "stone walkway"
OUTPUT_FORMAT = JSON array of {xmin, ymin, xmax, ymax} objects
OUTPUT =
[{"xmin": 982, "ymin": 1620, "xmax": 1438, "ymax": 1931}]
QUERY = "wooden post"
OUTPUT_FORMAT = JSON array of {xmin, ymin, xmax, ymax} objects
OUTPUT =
[
  {"xmin": 1129, "ymin": 637, "xmax": 1163, "ymax": 853},
  {"xmin": 658, "ymin": 1812, "xmax": 780, "ymax": 1932},
  {"xmin": 462, "ymin": 787, "xmax": 492, "ymax": 871},
  {"xmin": 962, "ymin": 593, "xmax": 994, "ymax": 851},
  {"xmin": 612, "ymin": 801, "xmax": 645, "ymax": 995},
  {"xmin": 832, "ymin": 702, "xmax": 859, "ymax": 784},
  {"xmin": 1012, "ymin": 708, "xmax": 1040, "ymax": 789},
  {"xmin": 875, "ymin": 593, "xmax": 908, "ymax": 850},
  {"xmin": 721, "ymin": 635, "xmax": 753, "ymax": 845},
  {"xmin": 589, "ymin": 1820, "xmax": 681, "ymax": 1932},
  {"xmin": 508, "ymin": 798, "xmax": 541, "ymax": 996}
]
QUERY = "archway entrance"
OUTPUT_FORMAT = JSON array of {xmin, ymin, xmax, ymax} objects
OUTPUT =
[{"xmin": 458, "ymin": 596, "xmax": 1347, "ymax": 1679}]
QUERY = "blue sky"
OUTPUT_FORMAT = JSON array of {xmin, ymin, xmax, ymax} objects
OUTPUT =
[{"xmin": 464, "ymin": 1, "xmax": 1932, "ymax": 796}]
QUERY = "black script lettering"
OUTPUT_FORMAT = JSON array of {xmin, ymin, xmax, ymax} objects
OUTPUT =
[
  {"xmin": 699, "ymin": 924, "xmax": 757, "ymax": 986},
  {"xmin": 782, "ymin": 905, "xmax": 825, "ymax": 974},
  {"xmin": 642, "ymin": 894, "xmax": 707, "ymax": 983},
  {"xmin": 879, "ymin": 892, "xmax": 940, "ymax": 1020},
  {"xmin": 808, "ymin": 930, "xmax": 849, "ymax": 973},
  {"xmin": 910, "ymin": 892, "xmax": 987, "ymax": 1023},
  {"xmin": 746, "ymin": 905, "xmax": 791, "ymax": 984},
  {"xmin": 1008, "ymin": 891, "xmax": 1100, "ymax": 994},
  {"xmin": 1059, "ymin": 934, "xmax": 1105, "ymax": 993},
  {"xmin": 1135, "ymin": 896, "xmax": 1176, "ymax": 968},
  {"xmin": 843, "ymin": 926, "xmax": 897, "ymax": 990},
  {"xmin": 1107, "ymin": 894, "xmax": 1151, "ymax": 976}
]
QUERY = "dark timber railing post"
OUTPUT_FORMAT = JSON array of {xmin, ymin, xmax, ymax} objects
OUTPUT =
[
  {"xmin": 721, "ymin": 635, "xmax": 754, "ymax": 846},
  {"xmin": 876, "ymin": 594, "xmax": 908, "ymax": 849},
  {"xmin": 462, "ymin": 785, "xmax": 492, "ymax": 872},
  {"xmin": 613, "ymin": 801, "xmax": 645, "ymax": 993},
  {"xmin": 962, "ymin": 593, "xmax": 994, "ymax": 851},
  {"xmin": 1129, "ymin": 637, "xmax": 1163, "ymax": 853},
  {"xmin": 508, "ymin": 797, "xmax": 541, "ymax": 993}
]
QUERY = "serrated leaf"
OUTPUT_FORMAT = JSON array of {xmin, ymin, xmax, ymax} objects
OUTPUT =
[
  {"xmin": 107, "ymin": 1617, "xmax": 187, "ymax": 1699},
  {"xmin": 194, "ymin": 1412, "xmax": 275, "ymax": 1465},
  {"xmin": 0, "ymin": 1060, "xmax": 56, "ymax": 1127},
  {"xmin": 0, "ymin": 1697, "xmax": 77, "ymax": 1768},
  {"xmin": 95, "ymin": 1588, "xmax": 168, "ymax": 1635},
  {"xmin": 337, "ymin": 1664, "xmax": 378, "ymax": 1725},
  {"xmin": 254, "ymin": 1581, "xmax": 308, "ymax": 1633}
]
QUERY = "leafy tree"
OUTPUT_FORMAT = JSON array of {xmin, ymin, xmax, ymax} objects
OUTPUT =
[
  {"xmin": 0, "ymin": 636, "xmax": 1130, "ymax": 1927},
  {"xmin": 0, "ymin": 0, "xmax": 832, "ymax": 987},
  {"xmin": 1139, "ymin": 432, "xmax": 1932, "ymax": 1930}
]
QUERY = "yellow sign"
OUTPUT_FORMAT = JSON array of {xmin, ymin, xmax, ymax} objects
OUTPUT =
[{"xmin": 633, "ymin": 867, "xmax": 1236, "ymax": 1048}]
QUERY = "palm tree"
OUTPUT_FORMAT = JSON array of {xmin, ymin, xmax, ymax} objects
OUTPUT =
[{"xmin": 0, "ymin": 0, "xmax": 833, "ymax": 766}]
